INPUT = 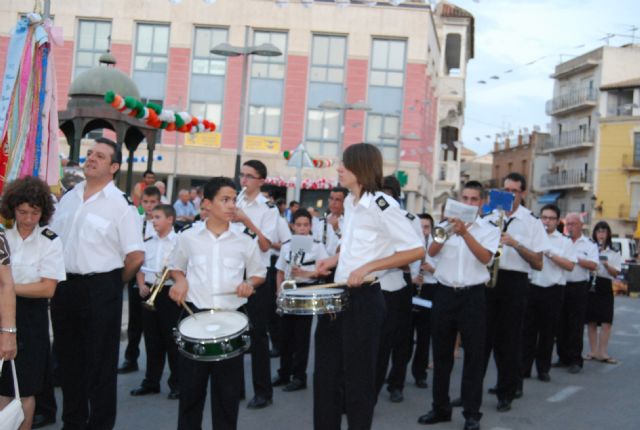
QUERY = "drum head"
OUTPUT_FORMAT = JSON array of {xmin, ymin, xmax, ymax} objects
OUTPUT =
[
  {"xmin": 179, "ymin": 310, "xmax": 248, "ymax": 340},
  {"xmin": 285, "ymin": 288, "xmax": 344, "ymax": 297}
]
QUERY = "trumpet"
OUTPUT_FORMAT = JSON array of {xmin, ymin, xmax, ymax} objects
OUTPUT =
[
  {"xmin": 486, "ymin": 210, "xmax": 505, "ymax": 288},
  {"xmin": 143, "ymin": 267, "xmax": 171, "ymax": 311},
  {"xmin": 432, "ymin": 221, "xmax": 455, "ymax": 244}
]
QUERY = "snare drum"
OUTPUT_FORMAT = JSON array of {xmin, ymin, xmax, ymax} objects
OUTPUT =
[
  {"xmin": 174, "ymin": 310, "xmax": 250, "ymax": 361},
  {"xmin": 276, "ymin": 288, "xmax": 348, "ymax": 315}
]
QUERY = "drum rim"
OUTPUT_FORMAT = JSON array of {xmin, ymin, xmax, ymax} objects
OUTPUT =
[
  {"xmin": 280, "ymin": 289, "xmax": 347, "ymax": 298},
  {"xmin": 177, "ymin": 339, "xmax": 250, "ymax": 362},
  {"xmin": 177, "ymin": 309, "xmax": 249, "ymax": 343}
]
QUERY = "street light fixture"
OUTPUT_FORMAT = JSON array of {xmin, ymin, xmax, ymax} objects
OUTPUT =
[{"xmin": 211, "ymin": 41, "xmax": 282, "ymax": 183}]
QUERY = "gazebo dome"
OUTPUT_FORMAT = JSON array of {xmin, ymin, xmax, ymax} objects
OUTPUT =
[{"xmin": 68, "ymin": 53, "xmax": 139, "ymax": 99}]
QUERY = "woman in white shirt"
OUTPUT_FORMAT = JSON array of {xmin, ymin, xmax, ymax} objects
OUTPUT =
[
  {"xmin": 585, "ymin": 221, "xmax": 622, "ymax": 364},
  {"xmin": 0, "ymin": 176, "xmax": 65, "ymax": 430}
]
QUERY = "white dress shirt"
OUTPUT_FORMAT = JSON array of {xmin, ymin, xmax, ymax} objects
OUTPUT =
[
  {"xmin": 487, "ymin": 205, "xmax": 551, "ymax": 273},
  {"xmin": 52, "ymin": 181, "xmax": 144, "ymax": 274},
  {"xmin": 142, "ymin": 231, "xmax": 178, "ymax": 285},
  {"xmin": 171, "ymin": 223, "xmax": 266, "ymax": 310},
  {"xmin": 275, "ymin": 240, "xmax": 329, "ymax": 285},
  {"xmin": 6, "ymin": 226, "xmax": 66, "ymax": 284},
  {"xmin": 269, "ymin": 215, "xmax": 293, "ymax": 260},
  {"xmin": 596, "ymin": 247, "xmax": 622, "ymax": 280},
  {"xmin": 566, "ymin": 235, "xmax": 599, "ymax": 282},
  {"xmin": 233, "ymin": 193, "xmax": 279, "ymax": 267},
  {"xmin": 530, "ymin": 230, "xmax": 576, "ymax": 287},
  {"xmin": 433, "ymin": 217, "xmax": 500, "ymax": 288},
  {"xmin": 405, "ymin": 212, "xmax": 426, "ymax": 279},
  {"xmin": 422, "ymin": 236, "xmax": 439, "ymax": 285},
  {"xmin": 312, "ymin": 214, "xmax": 344, "ymax": 257},
  {"xmin": 141, "ymin": 215, "xmax": 157, "ymax": 241},
  {"xmin": 334, "ymin": 192, "xmax": 423, "ymax": 291}
]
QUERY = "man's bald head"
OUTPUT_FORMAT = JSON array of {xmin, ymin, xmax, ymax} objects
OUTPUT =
[{"xmin": 565, "ymin": 212, "xmax": 583, "ymax": 240}]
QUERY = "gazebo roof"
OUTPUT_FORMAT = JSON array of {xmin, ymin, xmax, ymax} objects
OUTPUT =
[{"xmin": 68, "ymin": 54, "xmax": 139, "ymax": 99}]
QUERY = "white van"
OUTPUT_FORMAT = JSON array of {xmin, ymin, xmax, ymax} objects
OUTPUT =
[{"xmin": 611, "ymin": 237, "xmax": 637, "ymax": 262}]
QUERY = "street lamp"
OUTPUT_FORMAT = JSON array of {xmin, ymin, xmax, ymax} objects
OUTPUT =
[{"xmin": 210, "ymin": 40, "xmax": 282, "ymax": 183}]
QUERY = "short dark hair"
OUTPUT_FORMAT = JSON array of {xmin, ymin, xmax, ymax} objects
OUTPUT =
[
  {"xmin": 418, "ymin": 212, "xmax": 434, "ymax": 227},
  {"xmin": 342, "ymin": 143, "xmax": 383, "ymax": 195},
  {"xmin": 152, "ymin": 204, "xmax": 176, "ymax": 222},
  {"xmin": 142, "ymin": 185, "xmax": 161, "ymax": 200},
  {"xmin": 503, "ymin": 172, "xmax": 527, "ymax": 192},
  {"xmin": 143, "ymin": 170, "xmax": 155, "ymax": 177},
  {"xmin": 382, "ymin": 175, "xmax": 401, "ymax": 202},
  {"xmin": 95, "ymin": 137, "xmax": 122, "ymax": 165},
  {"xmin": 1, "ymin": 176, "xmax": 56, "ymax": 225},
  {"xmin": 463, "ymin": 180, "xmax": 484, "ymax": 196},
  {"xmin": 292, "ymin": 208, "xmax": 312, "ymax": 224},
  {"xmin": 592, "ymin": 221, "xmax": 613, "ymax": 249},
  {"xmin": 540, "ymin": 204, "xmax": 560, "ymax": 219},
  {"xmin": 289, "ymin": 200, "xmax": 299, "ymax": 208},
  {"xmin": 243, "ymin": 159, "xmax": 267, "ymax": 179},
  {"xmin": 276, "ymin": 198, "xmax": 286, "ymax": 207},
  {"xmin": 330, "ymin": 186, "xmax": 349, "ymax": 198},
  {"xmin": 203, "ymin": 176, "xmax": 237, "ymax": 201}
]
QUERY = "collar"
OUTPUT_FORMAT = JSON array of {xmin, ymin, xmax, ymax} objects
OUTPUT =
[
  {"xmin": 196, "ymin": 222, "xmax": 234, "ymax": 240},
  {"xmin": 353, "ymin": 192, "xmax": 376, "ymax": 209},
  {"xmin": 508, "ymin": 204, "xmax": 530, "ymax": 221},
  {"xmin": 549, "ymin": 230, "xmax": 563, "ymax": 238},
  {"xmin": 242, "ymin": 192, "xmax": 268, "ymax": 207},
  {"xmin": 74, "ymin": 180, "xmax": 117, "ymax": 200},
  {"xmin": 158, "ymin": 231, "xmax": 177, "ymax": 241},
  {"xmin": 7, "ymin": 225, "xmax": 39, "ymax": 243},
  {"xmin": 572, "ymin": 234, "xmax": 589, "ymax": 244}
]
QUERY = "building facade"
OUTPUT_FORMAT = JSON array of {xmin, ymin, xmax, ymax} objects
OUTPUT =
[{"xmin": 0, "ymin": 0, "xmax": 474, "ymax": 212}]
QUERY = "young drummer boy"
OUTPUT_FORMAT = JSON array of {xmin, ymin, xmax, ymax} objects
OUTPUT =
[
  {"xmin": 273, "ymin": 208, "xmax": 328, "ymax": 392},
  {"xmin": 168, "ymin": 177, "xmax": 266, "ymax": 430}
]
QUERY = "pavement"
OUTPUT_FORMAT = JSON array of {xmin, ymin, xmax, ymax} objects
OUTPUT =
[{"xmin": 43, "ymin": 294, "xmax": 640, "ymax": 429}]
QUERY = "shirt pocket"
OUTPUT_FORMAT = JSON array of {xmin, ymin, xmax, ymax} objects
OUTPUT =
[
  {"xmin": 351, "ymin": 228, "xmax": 378, "ymax": 256},
  {"xmin": 222, "ymin": 257, "xmax": 245, "ymax": 284},
  {"xmin": 187, "ymin": 254, "xmax": 208, "ymax": 286},
  {"xmin": 81, "ymin": 213, "xmax": 111, "ymax": 244}
]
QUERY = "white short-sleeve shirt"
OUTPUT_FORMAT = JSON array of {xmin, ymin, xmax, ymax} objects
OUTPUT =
[
  {"xmin": 6, "ymin": 226, "xmax": 66, "ymax": 284},
  {"xmin": 530, "ymin": 230, "xmax": 577, "ymax": 287},
  {"xmin": 566, "ymin": 235, "xmax": 599, "ymax": 282},
  {"xmin": 596, "ymin": 247, "xmax": 623, "ymax": 280},
  {"xmin": 233, "ymin": 193, "xmax": 279, "ymax": 268},
  {"xmin": 275, "ymin": 240, "xmax": 329, "ymax": 285},
  {"xmin": 142, "ymin": 231, "xmax": 178, "ymax": 285}
]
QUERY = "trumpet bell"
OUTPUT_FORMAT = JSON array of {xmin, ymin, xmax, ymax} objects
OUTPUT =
[
  {"xmin": 433, "ymin": 223, "xmax": 453, "ymax": 244},
  {"xmin": 280, "ymin": 280, "xmax": 298, "ymax": 291}
]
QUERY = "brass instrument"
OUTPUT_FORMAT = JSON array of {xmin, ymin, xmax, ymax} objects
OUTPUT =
[
  {"xmin": 143, "ymin": 267, "xmax": 171, "ymax": 311},
  {"xmin": 486, "ymin": 210, "xmax": 505, "ymax": 288},
  {"xmin": 279, "ymin": 249, "xmax": 305, "ymax": 291},
  {"xmin": 432, "ymin": 221, "xmax": 455, "ymax": 244}
]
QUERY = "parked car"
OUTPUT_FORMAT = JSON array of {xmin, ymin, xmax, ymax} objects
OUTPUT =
[{"xmin": 612, "ymin": 237, "xmax": 639, "ymax": 294}]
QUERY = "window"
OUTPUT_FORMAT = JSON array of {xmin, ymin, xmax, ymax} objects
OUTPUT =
[
  {"xmin": 444, "ymin": 34, "xmax": 461, "ymax": 75},
  {"xmin": 75, "ymin": 20, "xmax": 112, "ymax": 77},
  {"xmin": 190, "ymin": 102, "xmax": 222, "ymax": 126},
  {"xmin": 306, "ymin": 109, "xmax": 340, "ymax": 156},
  {"xmin": 365, "ymin": 114, "xmax": 400, "ymax": 160},
  {"xmin": 370, "ymin": 39, "xmax": 406, "ymax": 87},
  {"xmin": 134, "ymin": 24, "xmax": 169, "ymax": 73},
  {"xmin": 192, "ymin": 27, "xmax": 227, "ymax": 76},
  {"xmin": 634, "ymin": 132, "xmax": 640, "ymax": 167},
  {"xmin": 310, "ymin": 35, "xmax": 346, "ymax": 83},
  {"xmin": 251, "ymin": 31, "xmax": 287, "ymax": 79},
  {"xmin": 248, "ymin": 106, "xmax": 281, "ymax": 136}
]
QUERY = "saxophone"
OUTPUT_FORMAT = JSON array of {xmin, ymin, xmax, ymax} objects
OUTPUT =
[{"xmin": 486, "ymin": 210, "xmax": 505, "ymax": 288}]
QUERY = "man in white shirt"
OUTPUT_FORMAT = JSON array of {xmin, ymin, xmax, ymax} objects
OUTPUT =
[
  {"xmin": 555, "ymin": 212, "xmax": 598, "ymax": 374},
  {"xmin": 418, "ymin": 181, "xmax": 500, "ymax": 430},
  {"xmin": 312, "ymin": 187, "xmax": 348, "ymax": 257},
  {"xmin": 51, "ymin": 137, "xmax": 145, "ymax": 429},
  {"xmin": 522, "ymin": 204, "xmax": 576, "ymax": 383}
]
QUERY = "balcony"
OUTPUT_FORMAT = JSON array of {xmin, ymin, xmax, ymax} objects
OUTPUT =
[
  {"xmin": 622, "ymin": 154, "xmax": 640, "ymax": 172},
  {"xmin": 539, "ymin": 168, "xmax": 592, "ymax": 191},
  {"xmin": 540, "ymin": 128, "xmax": 595, "ymax": 153},
  {"xmin": 546, "ymin": 87, "xmax": 597, "ymax": 116}
]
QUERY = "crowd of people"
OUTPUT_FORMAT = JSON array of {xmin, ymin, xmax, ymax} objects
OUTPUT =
[{"xmin": 0, "ymin": 138, "xmax": 626, "ymax": 430}]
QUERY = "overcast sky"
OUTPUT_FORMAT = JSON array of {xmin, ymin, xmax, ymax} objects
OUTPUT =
[{"xmin": 452, "ymin": 0, "xmax": 640, "ymax": 155}]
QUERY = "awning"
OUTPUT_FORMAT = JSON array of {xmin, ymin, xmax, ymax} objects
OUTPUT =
[{"xmin": 538, "ymin": 192, "xmax": 562, "ymax": 205}]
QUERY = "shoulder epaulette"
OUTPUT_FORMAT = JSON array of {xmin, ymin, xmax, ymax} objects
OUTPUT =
[
  {"xmin": 589, "ymin": 238, "xmax": 596, "ymax": 244},
  {"xmin": 244, "ymin": 227, "xmax": 257, "ymax": 239},
  {"xmin": 405, "ymin": 212, "xmax": 416, "ymax": 221},
  {"xmin": 282, "ymin": 239, "xmax": 291, "ymax": 245},
  {"xmin": 266, "ymin": 201, "xmax": 275, "ymax": 208},
  {"xmin": 530, "ymin": 212, "xmax": 539, "ymax": 219},
  {"xmin": 179, "ymin": 223, "xmax": 193, "ymax": 233},
  {"xmin": 489, "ymin": 221, "xmax": 498, "ymax": 227},
  {"xmin": 144, "ymin": 236, "xmax": 153, "ymax": 242},
  {"xmin": 375, "ymin": 196, "xmax": 389, "ymax": 211},
  {"xmin": 123, "ymin": 194, "xmax": 134, "ymax": 206},
  {"xmin": 41, "ymin": 228, "xmax": 58, "ymax": 240},
  {"xmin": 313, "ymin": 239, "xmax": 321, "ymax": 244}
]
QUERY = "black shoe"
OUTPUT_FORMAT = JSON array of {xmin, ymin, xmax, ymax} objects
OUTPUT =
[
  {"xmin": 464, "ymin": 418, "xmax": 481, "ymax": 430},
  {"xmin": 514, "ymin": 389, "xmax": 523, "ymax": 399},
  {"xmin": 168, "ymin": 390, "xmax": 180, "ymax": 400},
  {"xmin": 538, "ymin": 372, "xmax": 551, "ymax": 382},
  {"xmin": 32, "ymin": 414, "xmax": 56, "ymax": 429},
  {"xmin": 552, "ymin": 360, "xmax": 568, "ymax": 368},
  {"xmin": 247, "ymin": 395, "xmax": 273, "ymax": 409},
  {"xmin": 450, "ymin": 397, "xmax": 462, "ymax": 407},
  {"xmin": 487, "ymin": 386, "xmax": 497, "ymax": 395},
  {"xmin": 389, "ymin": 389, "xmax": 403, "ymax": 403},
  {"xmin": 283, "ymin": 378, "xmax": 306, "ymax": 392},
  {"xmin": 269, "ymin": 347, "xmax": 280, "ymax": 358},
  {"xmin": 130, "ymin": 386, "xmax": 160, "ymax": 396},
  {"xmin": 415, "ymin": 379, "xmax": 428, "ymax": 389},
  {"xmin": 496, "ymin": 399, "xmax": 511, "ymax": 412},
  {"xmin": 568, "ymin": 364, "xmax": 582, "ymax": 374},
  {"xmin": 118, "ymin": 360, "xmax": 139, "ymax": 374},
  {"xmin": 418, "ymin": 410, "xmax": 452, "ymax": 425},
  {"xmin": 272, "ymin": 375, "xmax": 290, "ymax": 387}
]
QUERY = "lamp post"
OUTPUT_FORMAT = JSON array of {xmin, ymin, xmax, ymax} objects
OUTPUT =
[{"xmin": 211, "ymin": 39, "xmax": 282, "ymax": 184}]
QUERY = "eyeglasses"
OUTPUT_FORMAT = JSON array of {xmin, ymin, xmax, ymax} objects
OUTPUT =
[
  {"xmin": 540, "ymin": 216, "xmax": 558, "ymax": 221},
  {"xmin": 239, "ymin": 173, "xmax": 260, "ymax": 180}
]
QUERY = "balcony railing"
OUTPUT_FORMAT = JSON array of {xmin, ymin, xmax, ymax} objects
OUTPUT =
[
  {"xmin": 545, "ymin": 87, "xmax": 597, "ymax": 116},
  {"xmin": 540, "ymin": 128, "xmax": 595, "ymax": 153},
  {"xmin": 540, "ymin": 168, "xmax": 592, "ymax": 190},
  {"xmin": 622, "ymin": 154, "xmax": 640, "ymax": 171}
]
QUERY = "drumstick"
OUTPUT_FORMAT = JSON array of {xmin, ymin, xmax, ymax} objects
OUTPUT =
[
  {"xmin": 182, "ymin": 302, "xmax": 197, "ymax": 319},
  {"xmin": 295, "ymin": 276, "xmax": 377, "ymax": 291}
]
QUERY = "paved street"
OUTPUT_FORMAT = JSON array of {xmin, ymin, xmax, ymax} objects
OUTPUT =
[{"xmin": 47, "ymin": 295, "xmax": 640, "ymax": 429}]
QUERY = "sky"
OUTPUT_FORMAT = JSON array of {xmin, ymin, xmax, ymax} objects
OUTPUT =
[{"xmin": 451, "ymin": 0, "xmax": 640, "ymax": 155}]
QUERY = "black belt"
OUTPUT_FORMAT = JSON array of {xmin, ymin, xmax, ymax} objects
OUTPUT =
[
  {"xmin": 144, "ymin": 282, "xmax": 174, "ymax": 288},
  {"xmin": 67, "ymin": 269, "xmax": 120, "ymax": 279}
]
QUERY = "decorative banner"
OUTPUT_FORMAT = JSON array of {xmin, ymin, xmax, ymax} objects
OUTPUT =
[
  {"xmin": 265, "ymin": 176, "xmax": 337, "ymax": 190},
  {"xmin": 184, "ymin": 132, "xmax": 221, "ymax": 148},
  {"xmin": 244, "ymin": 135, "xmax": 280, "ymax": 153},
  {"xmin": 282, "ymin": 150, "xmax": 335, "ymax": 168}
]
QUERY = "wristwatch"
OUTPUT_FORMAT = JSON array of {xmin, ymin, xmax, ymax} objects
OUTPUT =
[{"xmin": 0, "ymin": 327, "xmax": 17, "ymax": 334}]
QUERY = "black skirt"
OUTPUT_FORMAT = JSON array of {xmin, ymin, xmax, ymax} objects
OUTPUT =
[
  {"xmin": 585, "ymin": 277, "xmax": 614, "ymax": 325},
  {"xmin": 0, "ymin": 297, "xmax": 49, "ymax": 397}
]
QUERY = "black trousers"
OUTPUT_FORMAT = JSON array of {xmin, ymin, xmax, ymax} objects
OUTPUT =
[
  {"xmin": 411, "ymin": 283, "xmax": 435, "ymax": 382},
  {"xmin": 557, "ymin": 281, "xmax": 589, "ymax": 367},
  {"xmin": 267, "ymin": 256, "xmax": 282, "ymax": 353},
  {"xmin": 431, "ymin": 284, "xmax": 485, "ymax": 420},
  {"xmin": 313, "ymin": 284, "xmax": 385, "ymax": 430},
  {"xmin": 141, "ymin": 284, "xmax": 181, "ymax": 391},
  {"xmin": 35, "ymin": 333, "xmax": 57, "ymax": 420},
  {"xmin": 124, "ymin": 280, "xmax": 144, "ymax": 364},
  {"xmin": 484, "ymin": 269, "xmax": 528, "ymax": 402},
  {"xmin": 522, "ymin": 284, "xmax": 564, "ymax": 377},
  {"xmin": 50, "ymin": 269, "xmax": 123, "ymax": 430},
  {"xmin": 246, "ymin": 276, "xmax": 273, "ymax": 399},
  {"xmin": 376, "ymin": 283, "xmax": 413, "ymax": 395},
  {"xmin": 278, "ymin": 315, "xmax": 312, "ymax": 382}
]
